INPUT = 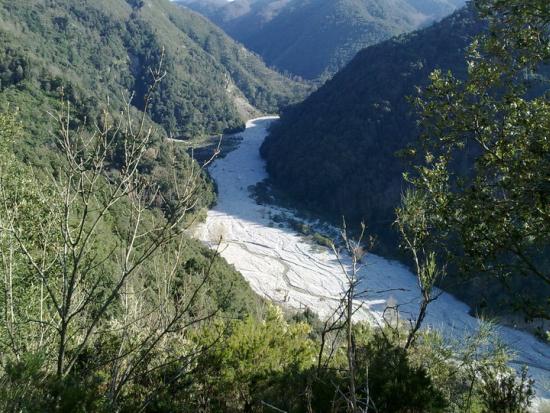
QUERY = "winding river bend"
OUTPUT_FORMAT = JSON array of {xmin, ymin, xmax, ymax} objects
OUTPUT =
[{"xmin": 193, "ymin": 117, "xmax": 549, "ymax": 397}]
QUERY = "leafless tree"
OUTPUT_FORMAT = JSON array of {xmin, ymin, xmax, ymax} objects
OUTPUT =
[
  {"xmin": 0, "ymin": 53, "xmax": 223, "ymax": 407},
  {"xmin": 314, "ymin": 200, "xmax": 444, "ymax": 412},
  {"xmin": 314, "ymin": 221, "xmax": 371, "ymax": 413}
]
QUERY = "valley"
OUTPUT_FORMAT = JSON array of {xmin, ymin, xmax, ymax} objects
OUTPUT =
[
  {"xmin": 193, "ymin": 117, "xmax": 550, "ymax": 400},
  {"xmin": 0, "ymin": 0, "xmax": 547, "ymax": 410}
]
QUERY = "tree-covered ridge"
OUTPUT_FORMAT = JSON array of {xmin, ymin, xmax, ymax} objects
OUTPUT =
[
  {"xmin": 177, "ymin": 0, "xmax": 466, "ymax": 79},
  {"xmin": 261, "ymin": 6, "xmax": 481, "ymax": 243},
  {"xmin": 0, "ymin": 94, "xmax": 264, "ymax": 410},
  {"xmin": 261, "ymin": 4, "xmax": 550, "ymax": 320},
  {"xmin": 0, "ymin": 0, "xmax": 308, "ymax": 142}
]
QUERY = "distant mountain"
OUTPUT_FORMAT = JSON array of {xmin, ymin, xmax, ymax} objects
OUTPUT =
[
  {"xmin": 405, "ymin": 0, "xmax": 467, "ymax": 18},
  {"xmin": 0, "ymin": 0, "xmax": 308, "ymax": 142},
  {"xmin": 260, "ymin": 6, "xmax": 481, "ymax": 242},
  {"xmin": 177, "ymin": 0, "xmax": 466, "ymax": 79}
]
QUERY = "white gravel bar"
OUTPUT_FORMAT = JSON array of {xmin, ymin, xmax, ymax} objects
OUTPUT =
[{"xmin": 193, "ymin": 117, "xmax": 549, "ymax": 398}]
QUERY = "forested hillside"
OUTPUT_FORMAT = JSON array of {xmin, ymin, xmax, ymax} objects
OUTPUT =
[
  {"xmin": 262, "ymin": 6, "xmax": 481, "ymax": 241},
  {"xmin": 261, "ymin": 5, "xmax": 550, "ymax": 318},
  {"xmin": 0, "ymin": 0, "xmax": 267, "ymax": 407},
  {"xmin": 178, "ymin": 0, "xmax": 465, "ymax": 80},
  {"xmin": 406, "ymin": 0, "xmax": 465, "ymax": 18},
  {"xmin": 0, "ymin": 0, "xmax": 548, "ymax": 410},
  {"xmin": 0, "ymin": 0, "xmax": 290, "ymax": 321},
  {"xmin": 0, "ymin": 0, "xmax": 307, "ymax": 144}
]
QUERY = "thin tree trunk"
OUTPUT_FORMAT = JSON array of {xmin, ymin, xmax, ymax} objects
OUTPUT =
[{"xmin": 347, "ymin": 287, "xmax": 357, "ymax": 412}]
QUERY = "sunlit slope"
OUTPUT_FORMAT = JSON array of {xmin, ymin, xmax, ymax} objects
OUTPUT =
[{"xmin": 0, "ymin": 0, "xmax": 308, "ymax": 141}]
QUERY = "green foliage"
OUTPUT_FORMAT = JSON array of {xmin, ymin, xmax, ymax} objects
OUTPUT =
[
  {"xmin": 0, "ymin": 113, "xmax": 61, "ymax": 360},
  {"xmin": 312, "ymin": 232, "xmax": 333, "ymax": 248},
  {"xmin": 0, "ymin": 354, "xmax": 107, "ymax": 413},
  {"xmin": 0, "ymin": 0, "xmax": 307, "ymax": 143},
  {"xmin": 408, "ymin": 324, "xmax": 536, "ymax": 413},
  {"xmin": 0, "ymin": 103, "xmax": 260, "ymax": 411},
  {"xmin": 0, "ymin": 48, "xmax": 29, "ymax": 91},
  {"xmin": 408, "ymin": 0, "xmax": 550, "ymax": 321},
  {"xmin": 185, "ymin": 305, "xmax": 316, "ymax": 412},
  {"xmin": 184, "ymin": 318, "xmax": 472, "ymax": 413},
  {"xmin": 354, "ymin": 331, "xmax": 447, "ymax": 412},
  {"xmin": 307, "ymin": 324, "xmax": 526, "ymax": 413},
  {"xmin": 478, "ymin": 366, "xmax": 534, "ymax": 413}
]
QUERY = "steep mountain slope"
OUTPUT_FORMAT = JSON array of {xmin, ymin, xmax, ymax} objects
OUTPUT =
[
  {"xmin": 0, "ymin": 0, "xmax": 300, "ymax": 310},
  {"xmin": 177, "ymin": 0, "xmax": 466, "ymax": 79},
  {"xmin": 0, "ymin": 0, "xmax": 307, "ymax": 142},
  {"xmin": 0, "ymin": 0, "xmax": 264, "ymax": 320},
  {"xmin": 261, "ymin": 7, "xmax": 481, "ymax": 241},
  {"xmin": 261, "ymin": 6, "xmax": 550, "ymax": 316}
]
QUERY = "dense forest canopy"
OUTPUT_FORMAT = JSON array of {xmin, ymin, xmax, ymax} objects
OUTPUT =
[
  {"xmin": 261, "ymin": 4, "xmax": 550, "ymax": 320},
  {"xmin": 0, "ymin": 0, "xmax": 308, "ymax": 143},
  {"xmin": 261, "ymin": 6, "xmax": 481, "ymax": 243}
]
